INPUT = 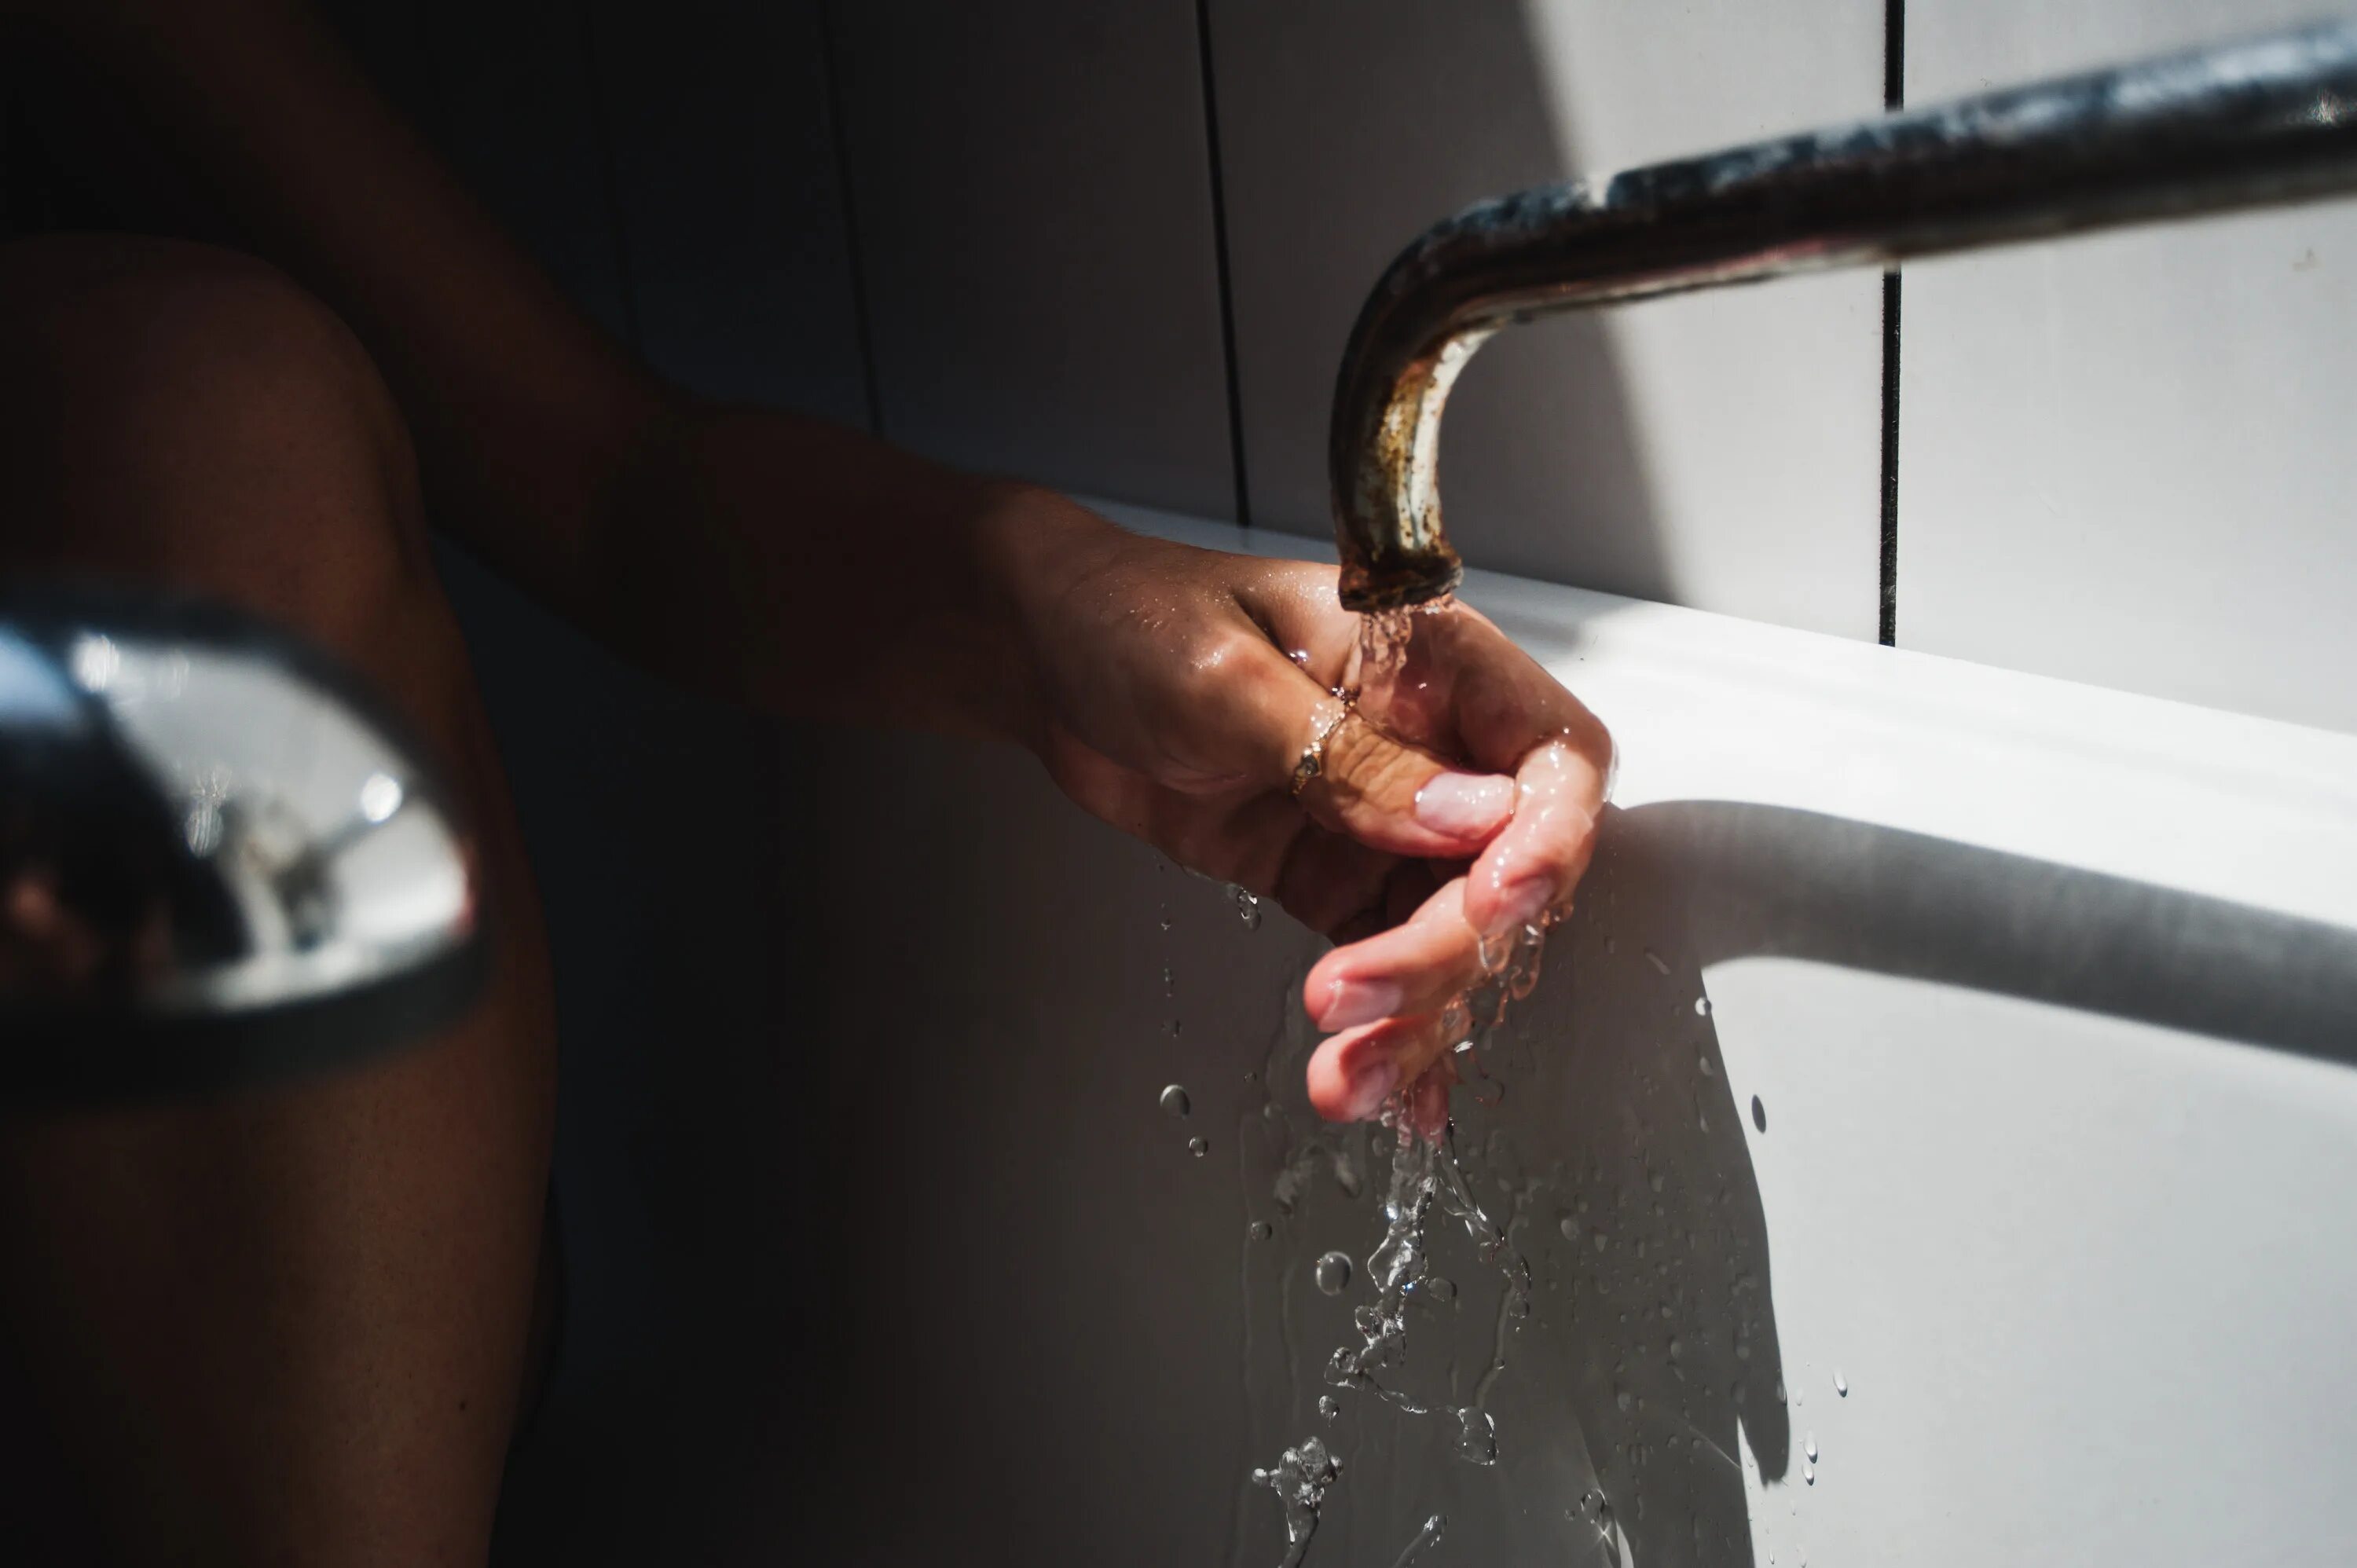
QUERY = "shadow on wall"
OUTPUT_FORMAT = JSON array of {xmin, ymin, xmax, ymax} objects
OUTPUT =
[
  {"xmin": 1233, "ymin": 810, "xmax": 1784, "ymax": 1568},
  {"xmin": 1211, "ymin": 0, "xmax": 1670, "ymax": 598},
  {"xmin": 1233, "ymin": 792, "xmax": 2357, "ymax": 1567}
]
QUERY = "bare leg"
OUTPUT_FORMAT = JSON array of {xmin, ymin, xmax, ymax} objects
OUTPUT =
[{"xmin": 0, "ymin": 234, "xmax": 557, "ymax": 1566}]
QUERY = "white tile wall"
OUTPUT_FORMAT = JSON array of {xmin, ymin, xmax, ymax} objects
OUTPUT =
[
  {"xmin": 1901, "ymin": 2, "xmax": 2357, "ymax": 733},
  {"xmin": 1208, "ymin": 0, "xmax": 1886, "ymax": 639},
  {"xmin": 828, "ymin": 0, "xmax": 1236, "ymax": 516},
  {"xmin": 586, "ymin": 0, "xmax": 870, "ymax": 423}
]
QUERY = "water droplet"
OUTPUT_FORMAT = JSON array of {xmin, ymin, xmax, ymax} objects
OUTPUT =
[
  {"xmin": 1695, "ymin": 995, "xmax": 1712, "ymax": 1017},
  {"xmin": 1159, "ymin": 1084, "xmax": 1192, "ymax": 1118},
  {"xmin": 1752, "ymin": 1095, "xmax": 1768, "ymax": 1133},
  {"xmin": 1420, "ymin": 1274, "xmax": 1457, "ymax": 1304},
  {"xmin": 1559, "ymin": 1214, "xmax": 1580, "ymax": 1242},
  {"xmin": 1188, "ymin": 1136, "xmax": 1209, "ymax": 1157},
  {"xmin": 1805, "ymin": 1432, "xmax": 1818, "ymax": 1462},
  {"xmin": 1318, "ymin": 1394, "xmax": 1340, "ymax": 1422},
  {"xmin": 1231, "ymin": 885, "xmax": 1265, "ymax": 930},
  {"xmin": 1593, "ymin": 1231, "xmax": 1609, "ymax": 1253},
  {"xmin": 1649, "ymin": 1171, "xmax": 1666, "ymax": 1193},
  {"xmin": 1775, "ymin": 1377, "xmax": 1787, "ymax": 1403},
  {"xmin": 1669, "ymin": 1336, "xmax": 1684, "ymax": 1361},
  {"xmin": 1645, "ymin": 950, "xmax": 1670, "ymax": 976},
  {"xmin": 1452, "ymin": 1408, "xmax": 1496, "ymax": 1466},
  {"xmin": 1804, "ymin": 1461, "xmax": 1816, "ymax": 1486},
  {"xmin": 1314, "ymin": 1251, "xmax": 1353, "ymax": 1295},
  {"xmin": 1615, "ymin": 1386, "xmax": 1633, "ymax": 1412},
  {"xmin": 1835, "ymin": 1370, "xmax": 1848, "ymax": 1397},
  {"xmin": 1249, "ymin": 1220, "xmax": 1273, "ymax": 1241},
  {"xmin": 1699, "ymin": 1054, "xmax": 1716, "ymax": 1077}
]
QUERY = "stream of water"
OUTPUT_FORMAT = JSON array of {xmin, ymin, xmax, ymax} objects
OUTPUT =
[{"xmin": 1246, "ymin": 600, "xmax": 1560, "ymax": 1567}]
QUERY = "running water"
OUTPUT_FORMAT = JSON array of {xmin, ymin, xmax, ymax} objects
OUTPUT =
[{"xmin": 1248, "ymin": 597, "xmax": 1560, "ymax": 1566}]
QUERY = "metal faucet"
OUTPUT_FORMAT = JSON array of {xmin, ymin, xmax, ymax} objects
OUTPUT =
[{"xmin": 1329, "ymin": 20, "xmax": 2357, "ymax": 611}]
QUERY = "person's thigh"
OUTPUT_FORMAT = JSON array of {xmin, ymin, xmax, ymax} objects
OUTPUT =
[{"xmin": 0, "ymin": 233, "xmax": 557, "ymax": 1567}]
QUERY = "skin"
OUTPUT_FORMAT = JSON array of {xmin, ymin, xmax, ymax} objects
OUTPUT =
[{"xmin": 0, "ymin": 0, "xmax": 1612, "ymax": 1559}]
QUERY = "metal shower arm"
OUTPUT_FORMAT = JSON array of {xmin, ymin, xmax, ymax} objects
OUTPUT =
[{"xmin": 1329, "ymin": 20, "xmax": 2357, "ymax": 611}]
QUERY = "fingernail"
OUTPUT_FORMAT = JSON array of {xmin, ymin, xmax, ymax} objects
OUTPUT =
[
  {"xmin": 1343, "ymin": 1058, "xmax": 1402, "ymax": 1122},
  {"xmin": 1321, "ymin": 977, "xmax": 1402, "ymax": 1030},
  {"xmin": 1415, "ymin": 773, "xmax": 1514, "ymax": 838},
  {"xmin": 1488, "ymin": 874, "xmax": 1554, "ymax": 935}
]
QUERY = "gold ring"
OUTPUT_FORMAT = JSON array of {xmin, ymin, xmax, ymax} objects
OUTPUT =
[{"xmin": 1290, "ymin": 704, "xmax": 1351, "ymax": 799}]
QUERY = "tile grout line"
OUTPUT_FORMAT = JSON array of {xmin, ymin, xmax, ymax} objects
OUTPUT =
[
  {"xmin": 1879, "ymin": 0, "xmax": 1905, "ymax": 647},
  {"xmin": 1193, "ymin": 0, "xmax": 1255, "ymax": 529},
  {"xmin": 816, "ymin": 0, "xmax": 888, "ymax": 438}
]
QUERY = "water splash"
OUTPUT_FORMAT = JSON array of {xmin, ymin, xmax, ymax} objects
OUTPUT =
[
  {"xmin": 1251, "ymin": 1436, "xmax": 1340, "ymax": 1568},
  {"xmin": 1246, "ymin": 597, "xmax": 1564, "ymax": 1564},
  {"xmin": 1391, "ymin": 1512, "xmax": 1448, "ymax": 1567}
]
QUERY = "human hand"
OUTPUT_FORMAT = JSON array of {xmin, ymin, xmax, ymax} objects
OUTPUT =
[{"xmin": 989, "ymin": 494, "xmax": 1612, "ymax": 1127}]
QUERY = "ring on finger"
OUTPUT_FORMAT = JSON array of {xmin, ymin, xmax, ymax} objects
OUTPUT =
[{"xmin": 1289, "ymin": 702, "xmax": 1353, "ymax": 799}]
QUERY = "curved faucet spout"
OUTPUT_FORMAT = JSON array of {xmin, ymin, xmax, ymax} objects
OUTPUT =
[{"xmin": 1329, "ymin": 20, "xmax": 2357, "ymax": 612}]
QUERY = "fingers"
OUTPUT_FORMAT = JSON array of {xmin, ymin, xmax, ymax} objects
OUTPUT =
[
  {"xmin": 1217, "ymin": 636, "xmax": 1515, "ymax": 861},
  {"xmin": 1305, "ymin": 1009, "xmax": 1464, "ymax": 1123},
  {"xmin": 1297, "ymin": 706, "xmax": 1517, "ymax": 858},
  {"xmin": 1301, "ymin": 877, "xmax": 1486, "ymax": 1031},
  {"xmin": 1459, "ymin": 737, "xmax": 1606, "ymax": 937}
]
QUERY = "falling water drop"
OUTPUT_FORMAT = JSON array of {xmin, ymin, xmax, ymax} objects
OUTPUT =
[
  {"xmin": 1314, "ymin": 1251, "xmax": 1354, "ymax": 1295},
  {"xmin": 1249, "ymin": 1220, "xmax": 1273, "ymax": 1242},
  {"xmin": 1559, "ymin": 1214, "xmax": 1581, "ymax": 1242},
  {"xmin": 1804, "ymin": 1461, "xmax": 1816, "ymax": 1486},
  {"xmin": 1695, "ymin": 996, "xmax": 1712, "ymax": 1017},
  {"xmin": 1593, "ymin": 1231, "xmax": 1609, "ymax": 1253},
  {"xmin": 1699, "ymin": 1055, "xmax": 1717, "ymax": 1077},
  {"xmin": 1752, "ymin": 1095, "xmax": 1768, "ymax": 1133},
  {"xmin": 1835, "ymin": 1370, "xmax": 1849, "ymax": 1398},
  {"xmin": 1615, "ymin": 1386, "xmax": 1633, "ymax": 1412},
  {"xmin": 1231, "ymin": 885, "xmax": 1265, "ymax": 929},
  {"xmin": 1318, "ymin": 1394, "xmax": 1340, "ymax": 1422},
  {"xmin": 1392, "ymin": 1513, "xmax": 1448, "ymax": 1568},
  {"xmin": 1188, "ymin": 1136, "xmax": 1210, "ymax": 1158},
  {"xmin": 1160, "ymin": 1084, "xmax": 1192, "ymax": 1119},
  {"xmin": 1805, "ymin": 1432, "xmax": 1818, "ymax": 1462}
]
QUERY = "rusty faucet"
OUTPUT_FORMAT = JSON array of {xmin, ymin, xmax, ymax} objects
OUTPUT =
[{"xmin": 1328, "ymin": 20, "xmax": 2357, "ymax": 612}]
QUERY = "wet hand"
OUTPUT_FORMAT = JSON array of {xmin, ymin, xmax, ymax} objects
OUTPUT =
[{"xmin": 994, "ymin": 496, "xmax": 1612, "ymax": 1123}]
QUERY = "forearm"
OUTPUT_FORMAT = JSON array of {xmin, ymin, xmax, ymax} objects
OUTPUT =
[{"xmin": 598, "ymin": 402, "xmax": 1119, "ymax": 743}]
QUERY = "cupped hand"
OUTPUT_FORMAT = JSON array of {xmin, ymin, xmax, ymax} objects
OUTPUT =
[{"xmin": 990, "ymin": 494, "xmax": 1612, "ymax": 1125}]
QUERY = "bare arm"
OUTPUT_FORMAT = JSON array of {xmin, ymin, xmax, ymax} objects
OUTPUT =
[
  {"xmin": 4, "ymin": 0, "xmax": 1038, "ymax": 738},
  {"xmin": 2, "ymin": 0, "xmax": 1613, "ymax": 1123}
]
